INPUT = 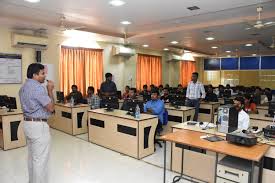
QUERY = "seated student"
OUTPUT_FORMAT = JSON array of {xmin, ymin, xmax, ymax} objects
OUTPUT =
[
  {"xmin": 140, "ymin": 84, "xmax": 150, "ymax": 96},
  {"xmin": 122, "ymin": 85, "xmax": 130, "ymax": 99},
  {"xmin": 244, "ymin": 94, "xmax": 257, "ymax": 114},
  {"xmin": 215, "ymin": 85, "xmax": 225, "ymax": 98},
  {"xmin": 177, "ymin": 84, "xmax": 184, "ymax": 94},
  {"xmin": 144, "ymin": 89, "xmax": 165, "ymax": 133},
  {"xmin": 233, "ymin": 96, "xmax": 250, "ymax": 130},
  {"xmin": 164, "ymin": 84, "xmax": 170, "ymax": 89},
  {"xmin": 159, "ymin": 85, "xmax": 164, "ymax": 96},
  {"xmin": 85, "ymin": 86, "xmax": 100, "ymax": 109},
  {"xmin": 253, "ymin": 87, "xmax": 262, "ymax": 105},
  {"xmin": 204, "ymin": 85, "xmax": 218, "ymax": 102},
  {"xmin": 149, "ymin": 84, "xmax": 155, "ymax": 92},
  {"xmin": 121, "ymin": 88, "xmax": 138, "ymax": 111},
  {"xmin": 66, "ymin": 85, "xmax": 83, "ymax": 104},
  {"xmin": 224, "ymin": 84, "xmax": 233, "ymax": 97},
  {"xmin": 160, "ymin": 88, "xmax": 170, "ymax": 103}
]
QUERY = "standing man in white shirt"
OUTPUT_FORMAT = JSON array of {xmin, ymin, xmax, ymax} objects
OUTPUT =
[
  {"xmin": 234, "ymin": 96, "xmax": 250, "ymax": 130},
  {"xmin": 185, "ymin": 72, "xmax": 206, "ymax": 121}
]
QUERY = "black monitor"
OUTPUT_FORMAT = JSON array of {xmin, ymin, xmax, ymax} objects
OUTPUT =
[
  {"xmin": 117, "ymin": 91, "xmax": 122, "ymax": 99},
  {"xmin": 268, "ymin": 102, "xmax": 275, "ymax": 117},
  {"xmin": 4, "ymin": 97, "xmax": 17, "ymax": 112},
  {"xmin": 101, "ymin": 96, "xmax": 119, "ymax": 111},
  {"xmin": 0, "ymin": 95, "xmax": 6, "ymax": 107},
  {"xmin": 56, "ymin": 91, "xmax": 65, "ymax": 103},
  {"xmin": 122, "ymin": 99, "xmax": 144, "ymax": 116},
  {"xmin": 169, "ymin": 94, "xmax": 185, "ymax": 107},
  {"xmin": 227, "ymin": 107, "xmax": 239, "ymax": 133}
]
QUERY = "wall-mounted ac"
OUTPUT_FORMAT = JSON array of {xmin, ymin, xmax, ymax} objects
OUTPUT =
[
  {"xmin": 167, "ymin": 54, "xmax": 182, "ymax": 62},
  {"xmin": 12, "ymin": 33, "xmax": 48, "ymax": 50},
  {"xmin": 112, "ymin": 46, "xmax": 135, "ymax": 57}
]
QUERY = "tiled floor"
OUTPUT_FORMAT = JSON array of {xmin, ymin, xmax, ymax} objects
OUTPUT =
[{"xmin": 0, "ymin": 129, "xmax": 185, "ymax": 183}]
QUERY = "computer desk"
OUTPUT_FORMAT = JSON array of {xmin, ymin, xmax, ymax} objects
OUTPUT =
[
  {"xmin": 250, "ymin": 113, "xmax": 274, "ymax": 130},
  {"xmin": 257, "ymin": 105, "xmax": 269, "ymax": 116},
  {"xmin": 0, "ymin": 109, "xmax": 26, "ymax": 150},
  {"xmin": 88, "ymin": 109, "xmax": 158, "ymax": 159},
  {"xmin": 48, "ymin": 103, "xmax": 89, "ymax": 135},
  {"xmin": 164, "ymin": 104, "xmax": 195, "ymax": 134},
  {"xmin": 163, "ymin": 122, "xmax": 274, "ymax": 183},
  {"xmin": 198, "ymin": 102, "xmax": 220, "ymax": 123}
]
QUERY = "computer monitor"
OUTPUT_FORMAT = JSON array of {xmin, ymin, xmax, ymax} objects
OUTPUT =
[
  {"xmin": 169, "ymin": 94, "xmax": 185, "ymax": 107},
  {"xmin": 4, "ymin": 97, "xmax": 17, "ymax": 112},
  {"xmin": 56, "ymin": 91, "xmax": 65, "ymax": 103},
  {"xmin": 0, "ymin": 95, "xmax": 6, "ymax": 107},
  {"xmin": 268, "ymin": 102, "xmax": 275, "ymax": 117},
  {"xmin": 100, "ymin": 96, "xmax": 119, "ymax": 111},
  {"xmin": 122, "ymin": 99, "xmax": 144, "ymax": 115},
  {"xmin": 116, "ymin": 91, "xmax": 122, "ymax": 99}
]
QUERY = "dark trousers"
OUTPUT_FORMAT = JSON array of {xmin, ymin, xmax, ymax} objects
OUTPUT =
[{"xmin": 185, "ymin": 99, "xmax": 200, "ymax": 121}]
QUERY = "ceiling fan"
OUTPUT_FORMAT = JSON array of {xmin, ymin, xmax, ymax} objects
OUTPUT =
[
  {"xmin": 59, "ymin": 15, "xmax": 86, "ymax": 32},
  {"xmin": 245, "ymin": 6, "xmax": 275, "ymax": 30}
]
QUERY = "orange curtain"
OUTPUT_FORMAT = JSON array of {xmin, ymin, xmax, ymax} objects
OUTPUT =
[
  {"xmin": 180, "ymin": 61, "xmax": 196, "ymax": 87},
  {"xmin": 59, "ymin": 46, "xmax": 103, "ymax": 96},
  {"xmin": 136, "ymin": 54, "xmax": 162, "ymax": 90}
]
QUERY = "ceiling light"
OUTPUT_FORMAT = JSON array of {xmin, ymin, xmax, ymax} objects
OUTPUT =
[
  {"xmin": 252, "ymin": 54, "xmax": 257, "ymax": 56},
  {"xmin": 142, "ymin": 44, "xmax": 149, "ymax": 48},
  {"xmin": 170, "ymin": 41, "xmax": 179, "ymax": 44},
  {"xmin": 227, "ymin": 55, "xmax": 231, "ymax": 57},
  {"xmin": 211, "ymin": 46, "xmax": 218, "ymax": 49},
  {"xmin": 206, "ymin": 37, "xmax": 215, "ymax": 41},
  {"xmin": 226, "ymin": 50, "xmax": 231, "ymax": 53},
  {"xmin": 24, "ymin": 0, "xmax": 40, "ymax": 3},
  {"xmin": 245, "ymin": 43, "xmax": 253, "ymax": 47},
  {"xmin": 163, "ymin": 48, "xmax": 169, "ymax": 51},
  {"xmin": 245, "ymin": 27, "xmax": 251, "ymax": 30},
  {"xmin": 120, "ymin": 21, "xmax": 132, "ymax": 25},
  {"xmin": 264, "ymin": 22, "xmax": 273, "ymax": 25},
  {"xmin": 109, "ymin": 0, "xmax": 125, "ymax": 7}
]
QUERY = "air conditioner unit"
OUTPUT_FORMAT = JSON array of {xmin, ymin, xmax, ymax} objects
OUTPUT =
[
  {"xmin": 12, "ymin": 33, "xmax": 48, "ymax": 49},
  {"xmin": 167, "ymin": 54, "xmax": 182, "ymax": 62},
  {"xmin": 112, "ymin": 46, "xmax": 135, "ymax": 57}
]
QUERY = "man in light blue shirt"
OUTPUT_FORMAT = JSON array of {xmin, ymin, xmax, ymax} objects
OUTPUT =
[
  {"xmin": 144, "ymin": 89, "xmax": 165, "ymax": 131},
  {"xmin": 19, "ymin": 63, "xmax": 54, "ymax": 183}
]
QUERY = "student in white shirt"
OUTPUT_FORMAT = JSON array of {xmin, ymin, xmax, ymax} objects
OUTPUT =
[
  {"xmin": 233, "ymin": 96, "xmax": 250, "ymax": 130},
  {"xmin": 185, "ymin": 72, "xmax": 206, "ymax": 121}
]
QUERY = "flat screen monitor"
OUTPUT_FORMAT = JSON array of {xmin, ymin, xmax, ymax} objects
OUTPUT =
[
  {"xmin": 4, "ymin": 97, "xmax": 17, "ymax": 112},
  {"xmin": 122, "ymin": 99, "xmax": 144, "ymax": 114},
  {"xmin": 56, "ymin": 91, "xmax": 65, "ymax": 103},
  {"xmin": 100, "ymin": 96, "xmax": 119, "ymax": 110},
  {"xmin": 0, "ymin": 95, "xmax": 7, "ymax": 107}
]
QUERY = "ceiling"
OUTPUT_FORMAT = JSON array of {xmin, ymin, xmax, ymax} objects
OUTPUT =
[{"xmin": 0, "ymin": 0, "xmax": 275, "ymax": 57}]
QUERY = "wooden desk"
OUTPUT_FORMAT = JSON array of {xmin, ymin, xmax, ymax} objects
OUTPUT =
[
  {"xmin": 161, "ymin": 129, "xmax": 269, "ymax": 183},
  {"xmin": 170, "ymin": 123, "xmax": 275, "ymax": 183},
  {"xmin": 164, "ymin": 104, "xmax": 195, "ymax": 134},
  {"xmin": 198, "ymin": 102, "xmax": 220, "ymax": 123},
  {"xmin": 48, "ymin": 103, "xmax": 89, "ymax": 135},
  {"xmin": 88, "ymin": 109, "xmax": 158, "ymax": 159},
  {"xmin": 257, "ymin": 105, "xmax": 269, "ymax": 116},
  {"xmin": 250, "ymin": 113, "xmax": 273, "ymax": 130},
  {"xmin": 0, "ymin": 109, "xmax": 26, "ymax": 150}
]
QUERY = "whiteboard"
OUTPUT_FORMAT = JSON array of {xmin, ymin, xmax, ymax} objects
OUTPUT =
[{"xmin": 0, "ymin": 54, "xmax": 22, "ymax": 84}]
